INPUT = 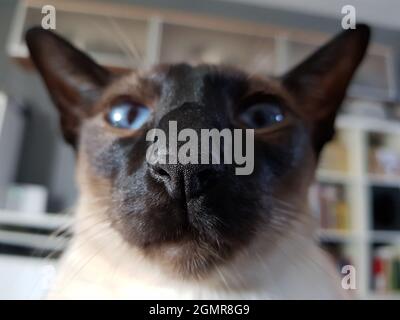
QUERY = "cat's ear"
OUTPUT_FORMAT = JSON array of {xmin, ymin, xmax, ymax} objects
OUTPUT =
[
  {"xmin": 25, "ymin": 27, "xmax": 111, "ymax": 146},
  {"xmin": 282, "ymin": 24, "xmax": 370, "ymax": 153}
]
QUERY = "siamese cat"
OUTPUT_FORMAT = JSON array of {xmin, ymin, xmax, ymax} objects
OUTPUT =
[{"xmin": 25, "ymin": 23, "xmax": 370, "ymax": 299}]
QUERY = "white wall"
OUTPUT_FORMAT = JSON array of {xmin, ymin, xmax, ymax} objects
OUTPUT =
[{"xmin": 0, "ymin": 255, "xmax": 56, "ymax": 299}]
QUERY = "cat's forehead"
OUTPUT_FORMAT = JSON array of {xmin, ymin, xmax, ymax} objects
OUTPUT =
[
  {"xmin": 150, "ymin": 63, "xmax": 247, "ymax": 89},
  {"xmin": 104, "ymin": 63, "xmax": 286, "ymax": 109},
  {"xmin": 149, "ymin": 63, "xmax": 284, "ymax": 98}
]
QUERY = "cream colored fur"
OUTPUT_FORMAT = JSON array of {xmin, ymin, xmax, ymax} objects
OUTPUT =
[{"xmin": 48, "ymin": 195, "xmax": 349, "ymax": 299}]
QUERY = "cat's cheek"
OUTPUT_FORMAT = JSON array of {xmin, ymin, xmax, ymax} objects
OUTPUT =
[{"xmin": 79, "ymin": 120, "xmax": 126, "ymax": 179}]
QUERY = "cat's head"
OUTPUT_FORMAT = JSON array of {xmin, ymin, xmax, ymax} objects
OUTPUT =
[{"xmin": 26, "ymin": 25, "xmax": 369, "ymax": 276}]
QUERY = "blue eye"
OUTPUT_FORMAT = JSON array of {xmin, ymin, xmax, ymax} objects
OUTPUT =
[
  {"xmin": 106, "ymin": 101, "xmax": 150, "ymax": 130},
  {"xmin": 239, "ymin": 102, "xmax": 285, "ymax": 129}
]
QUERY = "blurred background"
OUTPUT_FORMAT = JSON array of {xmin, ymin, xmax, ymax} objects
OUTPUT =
[{"xmin": 1, "ymin": 0, "xmax": 400, "ymax": 299}]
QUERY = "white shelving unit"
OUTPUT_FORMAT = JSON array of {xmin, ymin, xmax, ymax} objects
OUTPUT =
[
  {"xmin": 1, "ymin": 116, "xmax": 398, "ymax": 299},
  {"xmin": 314, "ymin": 115, "xmax": 400, "ymax": 299},
  {"xmin": 0, "ymin": 210, "xmax": 71, "ymax": 251},
  {"xmin": 0, "ymin": 210, "xmax": 71, "ymax": 230},
  {"xmin": 0, "ymin": 210, "xmax": 70, "ymax": 299},
  {"xmin": 0, "ymin": 92, "xmax": 25, "ymax": 208},
  {"xmin": 8, "ymin": 0, "xmax": 396, "ymax": 100}
]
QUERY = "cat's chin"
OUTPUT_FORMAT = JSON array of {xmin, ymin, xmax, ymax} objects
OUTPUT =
[
  {"xmin": 140, "ymin": 236, "xmax": 233, "ymax": 278},
  {"xmin": 108, "ymin": 198, "xmax": 253, "ymax": 277}
]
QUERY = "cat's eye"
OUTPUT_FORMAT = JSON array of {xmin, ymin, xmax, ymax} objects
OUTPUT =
[
  {"xmin": 238, "ymin": 99, "xmax": 286, "ymax": 129},
  {"xmin": 106, "ymin": 101, "xmax": 150, "ymax": 130}
]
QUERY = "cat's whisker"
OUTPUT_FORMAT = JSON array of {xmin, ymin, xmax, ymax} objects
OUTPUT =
[{"xmin": 61, "ymin": 241, "xmax": 110, "ymax": 288}]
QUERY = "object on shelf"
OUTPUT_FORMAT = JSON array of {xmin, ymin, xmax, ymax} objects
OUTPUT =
[
  {"xmin": 0, "ymin": 93, "xmax": 25, "ymax": 209},
  {"xmin": 320, "ymin": 243, "xmax": 357, "ymax": 298},
  {"xmin": 369, "ymin": 133, "xmax": 400, "ymax": 176},
  {"xmin": 372, "ymin": 186, "xmax": 400, "ymax": 231},
  {"xmin": 313, "ymin": 183, "xmax": 350, "ymax": 231},
  {"xmin": 318, "ymin": 136, "xmax": 348, "ymax": 173},
  {"xmin": 341, "ymin": 98, "xmax": 387, "ymax": 119},
  {"xmin": 371, "ymin": 149, "xmax": 400, "ymax": 175},
  {"xmin": 372, "ymin": 245, "xmax": 400, "ymax": 293},
  {"xmin": 4, "ymin": 184, "xmax": 48, "ymax": 214}
]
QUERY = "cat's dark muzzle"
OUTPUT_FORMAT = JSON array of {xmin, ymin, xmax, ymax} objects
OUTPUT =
[
  {"xmin": 113, "ymin": 159, "xmax": 255, "ymax": 250},
  {"xmin": 142, "ymin": 161, "xmax": 234, "ymax": 240}
]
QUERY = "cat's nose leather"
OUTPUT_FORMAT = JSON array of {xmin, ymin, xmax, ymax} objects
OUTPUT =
[
  {"xmin": 148, "ymin": 162, "xmax": 223, "ymax": 199},
  {"xmin": 149, "ymin": 101, "xmax": 228, "ymax": 199}
]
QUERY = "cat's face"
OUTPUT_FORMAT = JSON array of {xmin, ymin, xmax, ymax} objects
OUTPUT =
[{"xmin": 26, "ymin": 25, "xmax": 369, "ymax": 276}]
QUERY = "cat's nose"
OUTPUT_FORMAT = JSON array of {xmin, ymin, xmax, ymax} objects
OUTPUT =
[{"xmin": 148, "ymin": 163, "xmax": 223, "ymax": 199}]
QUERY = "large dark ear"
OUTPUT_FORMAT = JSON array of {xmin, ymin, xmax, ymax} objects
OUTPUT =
[
  {"xmin": 283, "ymin": 24, "xmax": 370, "ymax": 154},
  {"xmin": 25, "ymin": 27, "xmax": 111, "ymax": 147}
]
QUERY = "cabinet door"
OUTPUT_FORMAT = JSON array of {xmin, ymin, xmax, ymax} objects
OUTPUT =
[
  {"xmin": 14, "ymin": 6, "xmax": 150, "ymax": 69},
  {"xmin": 160, "ymin": 23, "xmax": 277, "ymax": 75}
]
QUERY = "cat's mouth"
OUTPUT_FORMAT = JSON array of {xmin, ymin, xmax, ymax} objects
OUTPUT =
[{"xmin": 113, "ymin": 195, "xmax": 225, "ymax": 245}]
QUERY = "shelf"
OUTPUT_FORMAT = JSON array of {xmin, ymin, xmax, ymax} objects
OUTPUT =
[
  {"xmin": 365, "ymin": 292, "xmax": 400, "ymax": 300},
  {"xmin": 0, "ymin": 229, "xmax": 68, "ymax": 251},
  {"xmin": 366, "ymin": 174, "xmax": 400, "ymax": 187},
  {"xmin": 318, "ymin": 229, "xmax": 400, "ymax": 244},
  {"xmin": 336, "ymin": 115, "xmax": 400, "ymax": 135},
  {"xmin": 370, "ymin": 230, "xmax": 400, "ymax": 243},
  {"xmin": 0, "ymin": 210, "xmax": 72, "ymax": 230},
  {"xmin": 0, "ymin": 210, "xmax": 71, "ymax": 252},
  {"xmin": 316, "ymin": 170, "xmax": 354, "ymax": 184},
  {"xmin": 316, "ymin": 229, "xmax": 357, "ymax": 242}
]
